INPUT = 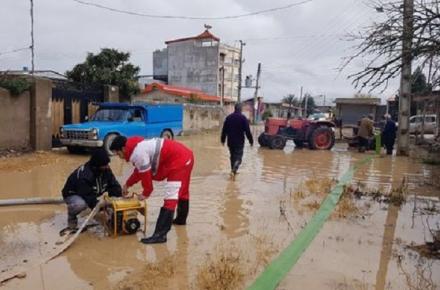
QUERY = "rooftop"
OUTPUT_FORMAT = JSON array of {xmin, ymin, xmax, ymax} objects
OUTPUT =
[
  {"xmin": 165, "ymin": 29, "xmax": 220, "ymax": 45},
  {"xmin": 143, "ymin": 82, "xmax": 232, "ymax": 103},
  {"xmin": 335, "ymin": 97, "xmax": 381, "ymax": 105},
  {"xmin": 0, "ymin": 70, "xmax": 67, "ymax": 80}
]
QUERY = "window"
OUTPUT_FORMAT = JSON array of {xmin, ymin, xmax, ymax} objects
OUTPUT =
[
  {"xmin": 130, "ymin": 109, "xmax": 144, "ymax": 122},
  {"xmin": 91, "ymin": 108, "xmax": 129, "ymax": 122},
  {"xmin": 426, "ymin": 116, "xmax": 436, "ymax": 123},
  {"xmin": 220, "ymin": 53, "xmax": 226, "ymax": 63}
]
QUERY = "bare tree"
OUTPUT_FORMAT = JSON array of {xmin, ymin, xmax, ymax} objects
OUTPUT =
[{"xmin": 341, "ymin": 0, "xmax": 440, "ymax": 92}]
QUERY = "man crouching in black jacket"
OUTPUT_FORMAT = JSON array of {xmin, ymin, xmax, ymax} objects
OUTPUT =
[{"xmin": 62, "ymin": 148, "xmax": 122, "ymax": 230}]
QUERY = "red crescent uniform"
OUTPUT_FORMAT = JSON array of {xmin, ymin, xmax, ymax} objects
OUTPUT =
[{"xmin": 124, "ymin": 137, "xmax": 194, "ymax": 210}]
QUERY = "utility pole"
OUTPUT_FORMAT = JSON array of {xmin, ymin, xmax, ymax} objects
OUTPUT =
[
  {"xmin": 237, "ymin": 40, "xmax": 245, "ymax": 103},
  {"xmin": 30, "ymin": 0, "xmax": 35, "ymax": 74},
  {"xmin": 220, "ymin": 66, "xmax": 225, "ymax": 107},
  {"xmin": 299, "ymin": 86, "xmax": 303, "ymax": 116},
  {"xmin": 253, "ymin": 63, "xmax": 261, "ymax": 124},
  {"xmin": 397, "ymin": 0, "xmax": 414, "ymax": 156}
]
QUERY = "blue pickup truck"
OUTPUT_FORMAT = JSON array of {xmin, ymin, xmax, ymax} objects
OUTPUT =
[{"xmin": 60, "ymin": 103, "xmax": 183, "ymax": 154}]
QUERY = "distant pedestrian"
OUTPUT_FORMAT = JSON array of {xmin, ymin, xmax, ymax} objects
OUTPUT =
[
  {"xmin": 381, "ymin": 114, "xmax": 397, "ymax": 155},
  {"xmin": 221, "ymin": 103, "xmax": 254, "ymax": 178},
  {"xmin": 357, "ymin": 114, "xmax": 374, "ymax": 152}
]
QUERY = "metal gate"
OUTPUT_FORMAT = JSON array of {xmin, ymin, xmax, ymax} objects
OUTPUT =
[{"xmin": 51, "ymin": 80, "xmax": 104, "ymax": 147}]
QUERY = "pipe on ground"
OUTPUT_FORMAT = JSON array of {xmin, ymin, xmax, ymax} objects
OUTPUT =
[{"xmin": 0, "ymin": 197, "xmax": 64, "ymax": 207}]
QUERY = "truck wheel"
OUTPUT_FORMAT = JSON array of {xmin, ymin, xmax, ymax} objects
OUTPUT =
[
  {"xmin": 258, "ymin": 133, "xmax": 269, "ymax": 147},
  {"xmin": 309, "ymin": 127, "xmax": 335, "ymax": 150},
  {"xmin": 270, "ymin": 136, "xmax": 286, "ymax": 150},
  {"xmin": 104, "ymin": 134, "xmax": 118, "ymax": 155},
  {"xmin": 160, "ymin": 129, "xmax": 174, "ymax": 140},
  {"xmin": 67, "ymin": 146, "xmax": 84, "ymax": 154}
]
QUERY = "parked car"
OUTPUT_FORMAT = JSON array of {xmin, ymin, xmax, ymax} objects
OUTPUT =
[
  {"xmin": 307, "ymin": 113, "xmax": 328, "ymax": 121},
  {"xmin": 60, "ymin": 102, "xmax": 183, "ymax": 154},
  {"xmin": 409, "ymin": 114, "xmax": 437, "ymax": 134}
]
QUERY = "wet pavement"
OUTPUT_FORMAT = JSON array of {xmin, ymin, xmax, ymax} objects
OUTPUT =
[{"xmin": 0, "ymin": 128, "xmax": 439, "ymax": 289}]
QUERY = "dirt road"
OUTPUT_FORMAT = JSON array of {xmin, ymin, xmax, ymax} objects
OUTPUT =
[{"xmin": 1, "ymin": 130, "xmax": 439, "ymax": 289}]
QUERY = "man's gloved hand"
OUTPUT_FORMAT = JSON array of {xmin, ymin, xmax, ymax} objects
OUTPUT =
[
  {"xmin": 122, "ymin": 184, "xmax": 129, "ymax": 197},
  {"xmin": 137, "ymin": 194, "xmax": 147, "ymax": 201}
]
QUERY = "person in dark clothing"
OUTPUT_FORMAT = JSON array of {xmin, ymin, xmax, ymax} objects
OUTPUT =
[
  {"xmin": 221, "ymin": 103, "xmax": 254, "ymax": 178},
  {"xmin": 381, "ymin": 114, "xmax": 397, "ymax": 155},
  {"xmin": 62, "ymin": 148, "xmax": 121, "ymax": 229}
]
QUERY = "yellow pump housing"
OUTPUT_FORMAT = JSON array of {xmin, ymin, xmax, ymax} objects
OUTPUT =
[{"xmin": 104, "ymin": 196, "xmax": 147, "ymax": 237}]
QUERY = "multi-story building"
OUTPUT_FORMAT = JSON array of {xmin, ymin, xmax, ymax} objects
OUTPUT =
[{"xmin": 153, "ymin": 29, "xmax": 240, "ymax": 101}]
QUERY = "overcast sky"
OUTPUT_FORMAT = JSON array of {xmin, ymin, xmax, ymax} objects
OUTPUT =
[{"xmin": 0, "ymin": 0, "xmax": 396, "ymax": 103}]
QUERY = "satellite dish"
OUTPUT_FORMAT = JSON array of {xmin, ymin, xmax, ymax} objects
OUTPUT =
[{"xmin": 204, "ymin": 24, "xmax": 212, "ymax": 30}]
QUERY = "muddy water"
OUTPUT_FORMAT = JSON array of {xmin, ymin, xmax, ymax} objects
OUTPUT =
[{"xmin": 0, "ymin": 129, "xmax": 439, "ymax": 290}]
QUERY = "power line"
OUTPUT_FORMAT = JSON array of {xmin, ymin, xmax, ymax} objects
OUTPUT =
[
  {"xmin": 0, "ymin": 46, "xmax": 31, "ymax": 57},
  {"xmin": 71, "ymin": 0, "xmax": 312, "ymax": 20}
]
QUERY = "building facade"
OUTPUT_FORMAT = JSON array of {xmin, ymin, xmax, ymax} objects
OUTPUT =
[
  {"xmin": 335, "ymin": 98, "xmax": 385, "ymax": 125},
  {"xmin": 153, "ymin": 29, "xmax": 240, "ymax": 101}
]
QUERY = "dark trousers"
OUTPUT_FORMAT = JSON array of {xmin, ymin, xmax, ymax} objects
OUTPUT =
[
  {"xmin": 64, "ymin": 195, "xmax": 88, "ymax": 228},
  {"xmin": 229, "ymin": 146, "xmax": 244, "ymax": 173},
  {"xmin": 358, "ymin": 137, "xmax": 368, "ymax": 152},
  {"xmin": 384, "ymin": 140, "xmax": 395, "ymax": 155}
]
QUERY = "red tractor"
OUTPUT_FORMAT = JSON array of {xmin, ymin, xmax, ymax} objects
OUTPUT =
[{"xmin": 258, "ymin": 117, "xmax": 336, "ymax": 150}]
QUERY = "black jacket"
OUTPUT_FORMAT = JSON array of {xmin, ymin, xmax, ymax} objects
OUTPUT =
[
  {"xmin": 62, "ymin": 162, "xmax": 122, "ymax": 208},
  {"xmin": 382, "ymin": 119, "xmax": 397, "ymax": 144},
  {"xmin": 221, "ymin": 112, "xmax": 254, "ymax": 148}
]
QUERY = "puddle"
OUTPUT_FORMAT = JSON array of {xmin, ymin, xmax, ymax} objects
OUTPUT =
[{"xmin": 0, "ymin": 129, "xmax": 439, "ymax": 289}]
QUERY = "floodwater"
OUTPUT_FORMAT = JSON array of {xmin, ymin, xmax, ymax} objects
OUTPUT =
[{"xmin": 0, "ymin": 128, "xmax": 439, "ymax": 290}]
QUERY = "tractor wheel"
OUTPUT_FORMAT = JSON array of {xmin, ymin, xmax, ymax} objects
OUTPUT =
[
  {"xmin": 309, "ymin": 127, "xmax": 335, "ymax": 150},
  {"xmin": 258, "ymin": 133, "xmax": 269, "ymax": 147},
  {"xmin": 269, "ymin": 136, "xmax": 286, "ymax": 150}
]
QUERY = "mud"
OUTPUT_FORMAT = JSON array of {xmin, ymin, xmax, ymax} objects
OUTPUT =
[{"xmin": 1, "ymin": 129, "xmax": 440, "ymax": 289}]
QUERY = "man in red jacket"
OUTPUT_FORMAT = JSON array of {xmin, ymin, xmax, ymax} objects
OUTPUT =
[{"xmin": 110, "ymin": 136, "xmax": 194, "ymax": 244}]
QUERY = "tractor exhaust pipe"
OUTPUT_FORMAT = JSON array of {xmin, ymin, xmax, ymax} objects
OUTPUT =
[{"xmin": 0, "ymin": 197, "xmax": 64, "ymax": 207}]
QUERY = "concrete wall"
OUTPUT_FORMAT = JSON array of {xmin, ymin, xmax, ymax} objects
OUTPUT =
[
  {"xmin": 336, "ymin": 104, "xmax": 378, "ymax": 125},
  {"xmin": 0, "ymin": 77, "xmax": 52, "ymax": 151},
  {"xmin": 183, "ymin": 103, "xmax": 233, "ymax": 134},
  {"xmin": 30, "ymin": 78, "xmax": 52, "ymax": 150},
  {"xmin": 134, "ymin": 90, "xmax": 186, "ymax": 104},
  {"xmin": 167, "ymin": 40, "xmax": 219, "ymax": 96},
  {"xmin": 134, "ymin": 93, "xmax": 233, "ymax": 133},
  {"xmin": 219, "ymin": 43, "xmax": 240, "ymax": 100},
  {"xmin": 153, "ymin": 48, "xmax": 168, "ymax": 82},
  {"xmin": 0, "ymin": 88, "xmax": 31, "ymax": 149}
]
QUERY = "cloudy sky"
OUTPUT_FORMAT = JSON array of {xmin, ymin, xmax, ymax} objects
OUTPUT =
[{"xmin": 1, "ymin": 0, "xmax": 396, "ymax": 103}]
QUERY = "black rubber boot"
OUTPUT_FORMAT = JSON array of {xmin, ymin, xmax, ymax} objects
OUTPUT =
[
  {"xmin": 173, "ymin": 200, "xmax": 189, "ymax": 225},
  {"xmin": 141, "ymin": 207, "xmax": 174, "ymax": 244}
]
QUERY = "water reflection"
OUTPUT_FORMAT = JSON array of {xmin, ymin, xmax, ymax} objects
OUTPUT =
[{"xmin": 221, "ymin": 180, "xmax": 249, "ymax": 239}]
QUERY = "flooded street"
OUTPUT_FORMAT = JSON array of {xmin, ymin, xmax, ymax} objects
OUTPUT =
[{"xmin": 1, "ymin": 129, "xmax": 439, "ymax": 290}]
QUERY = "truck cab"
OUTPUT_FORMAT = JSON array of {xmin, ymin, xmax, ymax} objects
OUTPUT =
[{"xmin": 60, "ymin": 103, "xmax": 183, "ymax": 153}]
